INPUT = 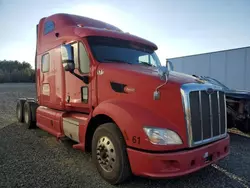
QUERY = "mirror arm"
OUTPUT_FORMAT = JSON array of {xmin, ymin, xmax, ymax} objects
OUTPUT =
[{"xmin": 70, "ymin": 70, "xmax": 89, "ymax": 84}]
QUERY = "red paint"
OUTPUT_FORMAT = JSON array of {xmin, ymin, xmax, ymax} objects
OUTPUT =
[
  {"xmin": 73, "ymin": 143, "xmax": 85, "ymax": 151},
  {"xmin": 33, "ymin": 13, "xmax": 230, "ymax": 179},
  {"xmin": 127, "ymin": 135, "xmax": 230, "ymax": 178},
  {"xmin": 36, "ymin": 106, "xmax": 65, "ymax": 138}
]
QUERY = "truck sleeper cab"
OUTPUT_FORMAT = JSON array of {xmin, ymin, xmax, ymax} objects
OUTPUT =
[{"xmin": 16, "ymin": 13, "xmax": 230, "ymax": 185}]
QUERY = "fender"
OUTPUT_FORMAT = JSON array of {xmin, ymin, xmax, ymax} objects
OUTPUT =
[{"xmin": 92, "ymin": 99, "xmax": 187, "ymax": 151}]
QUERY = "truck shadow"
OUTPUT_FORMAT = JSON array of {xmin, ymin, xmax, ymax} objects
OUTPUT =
[{"xmin": 125, "ymin": 167, "xmax": 227, "ymax": 187}]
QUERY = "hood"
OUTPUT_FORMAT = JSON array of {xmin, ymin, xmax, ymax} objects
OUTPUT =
[
  {"xmin": 98, "ymin": 63, "xmax": 202, "ymax": 85},
  {"xmin": 169, "ymin": 71, "xmax": 204, "ymax": 84}
]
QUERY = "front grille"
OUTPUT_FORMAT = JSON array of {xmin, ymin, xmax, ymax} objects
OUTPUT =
[
  {"xmin": 189, "ymin": 90, "xmax": 226, "ymax": 143},
  {"xmin": 181, "ymin": 83, "xmax": 227, "ymax": 147}
]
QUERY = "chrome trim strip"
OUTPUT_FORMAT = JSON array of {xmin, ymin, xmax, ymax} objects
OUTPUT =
[
  {"xmin": 193, "ymin": 133, "xmax": 227, "ymax": 146},
  {"xmin": 180, "ymin": 83, "xmax": 227, "ymax": 148},
  {"xmin": 180, "ymin": 88, "xmax": 193, "ymax": 147},
  {"xmin": 224, "ymin": 94, "xmax": 227, "ymax": 132},
  {"xmin": 198, "ymin": 91, "xmax": 203, "ymax": 141},
  {"xmin": 209, "ymin": 93, "xmax": 213, "ymax": 137},
  {"xmin": 181, "ymin": 83, "xmax": 224, "ymax": 93},
  {"xmin": 217, "ymin": 91, "xmax": 221, "ymax": 135}
]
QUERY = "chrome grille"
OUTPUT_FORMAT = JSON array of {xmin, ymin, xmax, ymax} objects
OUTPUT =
[{"xmin": 181, "ymin": 83, "xmax": 227, "ymax": 147}]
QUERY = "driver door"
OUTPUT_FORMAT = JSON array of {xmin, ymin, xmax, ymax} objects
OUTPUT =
[{"xmin": 64, "ymin": 41, "xmax": 91, "ymax": 113}]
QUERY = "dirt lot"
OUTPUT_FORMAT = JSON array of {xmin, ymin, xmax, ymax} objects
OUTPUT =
[{"xmin": 0, "ymin": 83, "xmax": 250, "ymax": 188}]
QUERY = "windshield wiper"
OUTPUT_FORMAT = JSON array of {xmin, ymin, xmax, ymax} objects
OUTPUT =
[{"xmin": 103, "ymin": 59, "xmax": 132, "ymax": 64}]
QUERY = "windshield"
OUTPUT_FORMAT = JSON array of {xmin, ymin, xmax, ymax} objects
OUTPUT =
[{"xmin": 87, "ymin": 36, "xmax": 161, "ymax": 67}]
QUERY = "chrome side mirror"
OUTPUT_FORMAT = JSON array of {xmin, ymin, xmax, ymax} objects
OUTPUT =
[
  {"xmin": 61, "ymin": 44, "xmax": 75, "ymax": 72},
  {"xmin": 166, "ymin": 60, "xmax": 174, "ymax": 72},
  {"xmin": 157, "ymin": 66, "xmax": 169, "ymax": 81}
]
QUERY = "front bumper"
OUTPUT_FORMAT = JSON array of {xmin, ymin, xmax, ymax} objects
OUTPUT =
[{"xmin": 127, "ymin": 134, "xmax": 230, "ymax": 178}]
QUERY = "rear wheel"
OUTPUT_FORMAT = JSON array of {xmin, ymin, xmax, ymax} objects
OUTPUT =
[
  {"xmin": 92, "ymin": 123, "xmax": 131, "ymax": 185},
  {"xmin": 16, "ymin": 99, "xmax": 26, "ymax": 122},
  {"xmin": 23, "ymin": 101, "xmax": 37, "ymax": 129}
]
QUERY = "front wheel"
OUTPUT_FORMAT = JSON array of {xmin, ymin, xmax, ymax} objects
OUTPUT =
[{"xmin": 92, "ymin": 123, "xmax": 131, "ymax": 185}]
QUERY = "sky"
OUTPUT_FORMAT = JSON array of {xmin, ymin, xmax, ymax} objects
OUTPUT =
[{"xmin": 0, "ymin": 0, "xmax": 250, "ymax": 68}]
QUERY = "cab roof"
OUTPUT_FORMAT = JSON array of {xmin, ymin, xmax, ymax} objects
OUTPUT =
[{"xmin": 37, "ymin": 13, "xmax": 157, "ymax": 53}]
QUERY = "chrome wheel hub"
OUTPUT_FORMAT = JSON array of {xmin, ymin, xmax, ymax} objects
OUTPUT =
[{"xmin": 96, "ymin": 136, "xmax": 116, "ymax": 172}]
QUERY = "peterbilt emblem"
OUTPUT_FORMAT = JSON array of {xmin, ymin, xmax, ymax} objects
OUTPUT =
[{"xmin": 206, "ymin": 88, "xmax": 214, "ymax": 95}]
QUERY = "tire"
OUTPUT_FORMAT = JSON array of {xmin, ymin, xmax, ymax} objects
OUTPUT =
[
  {"xmin": 23, "ymin": 101, "xmax": 37, "ymax": 129},
  {"xmin": 92, "ymin": 123, "xmax": 131, "ymax": 185},
  {"xmin": 16, "ymin": 99, "xmax": 26, "ymax": 122},
  {"xmin": 29, "ymin": 101, "xmax": 39, "ymax": 122}
]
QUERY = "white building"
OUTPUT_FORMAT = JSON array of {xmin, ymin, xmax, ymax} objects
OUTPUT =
[{"xmin": 168, "ymin": 46, "xmax": 250, "ymax": 91}]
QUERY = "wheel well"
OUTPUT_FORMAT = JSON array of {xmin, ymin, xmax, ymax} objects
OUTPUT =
[{"xmin": 85, "ymin": 114, "xmax": 115, "ymax": 152}]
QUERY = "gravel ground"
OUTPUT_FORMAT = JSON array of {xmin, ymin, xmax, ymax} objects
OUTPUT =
[
  {"xmin": 0, "ymin": 83, "xmax": 35, "ymax": 129},
  {"xmin": 0, "ymin": 83, "xmax": 250, "ymax": 188},
  {"xmin": 0, "ymin": 123, "xmax": 250, "ymax": 188}
]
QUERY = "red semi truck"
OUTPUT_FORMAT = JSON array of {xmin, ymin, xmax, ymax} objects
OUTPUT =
[{"xmin": 16, "ymin": 13, "xmax": 230, "ymax": 184}]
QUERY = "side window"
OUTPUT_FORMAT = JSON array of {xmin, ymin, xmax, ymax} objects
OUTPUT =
[
  {"xmin": 138, "ymin": 54, "xmax": 157, "ymax": 66},
  {"xmin": 79, "ymin": 42, "xmax": 90, "ymax": 73},
  {"xmin": 44, "ymin": 20, "xmax": 55, "ymax": 35},
  {"xmin": 71, "ymin": 43, "xmax": 79, "ymax": 69},
  {"xmin": 42, "ymin": 53, "xmax": 50, "ymax": 73}
]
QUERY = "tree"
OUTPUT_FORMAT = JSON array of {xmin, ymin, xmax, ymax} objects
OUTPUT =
[{"xmin": 0, "ymin": 60, "xmax": 35, "ymax": 83}]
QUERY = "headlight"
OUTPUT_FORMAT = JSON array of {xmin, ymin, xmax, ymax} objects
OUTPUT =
[{"xmin": 143, "ymin": 127, "xmax": 183, "ymax": 145}]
